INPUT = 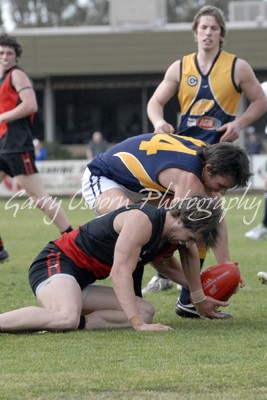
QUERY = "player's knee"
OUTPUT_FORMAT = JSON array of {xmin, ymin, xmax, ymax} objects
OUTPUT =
[
  {"xmin": 57, "ymin": 312, "xmax": 81, "ymax": 331},
  {"xmin": 140, "ymin": 301, "xmax": 155, "ymax": 323}
]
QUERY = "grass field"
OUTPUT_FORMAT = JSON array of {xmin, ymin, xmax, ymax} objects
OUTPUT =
[{"xmin": 1, "ymin": 193, "xmax": 267, "ymax": 400}]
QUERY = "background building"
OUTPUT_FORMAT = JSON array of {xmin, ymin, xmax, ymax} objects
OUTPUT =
[{"xmin": 11, "ymin": 2, "xmax": 267, "ymax": 151}]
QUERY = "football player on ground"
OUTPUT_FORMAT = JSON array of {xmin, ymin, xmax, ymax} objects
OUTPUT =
[
  {"xmin": 82, "ymin": 133, "xmax": 251, "ymax": 319},
  {"xmin": 0, "ymin": 196, "xmax": 231, "ymax": 333}
]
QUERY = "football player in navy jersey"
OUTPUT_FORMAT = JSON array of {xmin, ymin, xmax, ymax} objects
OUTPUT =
[
  {"xmin": 82, "ymin": 133, "xmax": 251, "ymax": 318},
  {"xmin": 147, "ymin": 5, "xmax": 267, "ymax": 143},
  {"xmin": 145, "ymin": 5, "xmax": 267, "ymax": 301},
  {"xmin": 0, "ymin": 197, "xmax": 231, "ymax": 333}
]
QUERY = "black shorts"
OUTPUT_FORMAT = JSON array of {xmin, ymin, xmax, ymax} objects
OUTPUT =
[
  {"xmin": 0, "ymin": 151, "xmax": 38, "ymax": 177},
  {"xmin": 29, "ymin": 243, "xmax": 97, "ymax": 296}
]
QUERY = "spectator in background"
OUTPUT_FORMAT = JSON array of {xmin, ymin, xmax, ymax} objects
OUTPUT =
[
  {"xmin": 245, "ymin": 124, "xmax": 267, "ymax": 241},
  {"xmin": 245, "ymin": 81, "xmax": 267, "ymax": 241},
  {"xmin": 245, "ymin": 126, "xmax": 264, "ymax": 156},
  {"xmin": 33, "ymin": 139, "xmax": 47, "ymax": 161},
  {"xmin": 86, "ymin": 131, "xmax": 109, "ymax": 160}
]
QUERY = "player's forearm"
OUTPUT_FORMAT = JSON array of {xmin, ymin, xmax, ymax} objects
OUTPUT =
[
  {"xmin": 212, "ymin": 219, "xmax": 230, "ymax": 263},
  {"xmin": 152, "ymin": 257, "xmax": 188, "ymax": 287},
  {"xmin": 0, "ymin": 100, "xmax": 37, "ymax": 123},
  {"xmin": 147, "ymin": 98, "xmax": 165, "ymax": 129},
  {"xmin": 179, "ymin": 247, "xmax": 203, "ymax": 294},
  {"xmin": 183, "ymin": 263, "xmax": 204, "ymax": 294},
  {"xmin": 109, "ymin": 268, "xmax": 142, "ymax": 327},
  {"xmin": 236, "ymin": 99, "xmax": 267, "ymax": 130}
]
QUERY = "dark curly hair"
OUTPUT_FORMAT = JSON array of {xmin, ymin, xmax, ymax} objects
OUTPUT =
[
  {"xmin": 0, "ymin": 33, "xmax": 23, "ymax": 59},
  {"xmin": 169, "ymin": 195, "xmax": 222, "ymax": 249},
  {"xmin": 198, "ymin": 142, "xmax": 252, "ymax": 188}
]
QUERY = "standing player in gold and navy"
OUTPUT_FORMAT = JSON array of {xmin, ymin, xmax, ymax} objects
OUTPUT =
[
  {"xmin": 0, "ymin": 34, "xmax": 72, "ymax": 260},
  {"xmin": 147, "ymin": 5, "xmax": 267, "ymax": 142},
  {"xmin": 145, "ymin": 5, "xmax": 267, "ymax": 308}
]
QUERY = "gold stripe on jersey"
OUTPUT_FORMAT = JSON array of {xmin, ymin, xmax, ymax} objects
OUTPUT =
[
  {"xmin": 210, "ymin": 51, "xmax": 240, "ymax": 115},
  {"xmin": 178, "ymin": 51, "xmax": 240, "ymax": 116},
  {"xmin": 114, "ymin": 152, "xmax": 166, "ymax": 192},
  {"xmin": 197, "ymin": 245, "xmax": 207, "ymax": 259},
  {"xmin": 179, "ymin": 53, "xmax": 200, "ymax": 113},
  {"xmin": 139, "ymin": 133, "xmax": 206, "ymax": 155},
  {"xmin": 190, "ymin": 99, "xmax": 214, "ymax": 116}
]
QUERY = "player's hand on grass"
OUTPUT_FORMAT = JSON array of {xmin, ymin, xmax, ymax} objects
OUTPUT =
[
  {"xmin": 134, "ymin": 322, "xmax": 173, "ymax": 331},
  {"xmin": 194, "ymin": 296, "xmax": 229, "ymax": 319},
  {"xmin": 239, "ymin": 276, "xmax": 245, "ymax": 289}
]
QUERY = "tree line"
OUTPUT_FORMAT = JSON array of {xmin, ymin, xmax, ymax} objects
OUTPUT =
[{"xmin": 0, "ymin": 0, "xmax": 230, "ymax": 29}]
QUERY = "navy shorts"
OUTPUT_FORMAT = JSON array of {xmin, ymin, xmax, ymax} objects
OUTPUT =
[
  {"xmin": 29, "ymin": 243, "xmax": 97, "ymax": 296},
  {"xmin": 0, "ymin": 151, "xmax": 38, "ymax": 177}
]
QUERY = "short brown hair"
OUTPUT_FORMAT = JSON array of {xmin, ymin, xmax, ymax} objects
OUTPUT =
[
  {"xmin": 199, "ymin": 143, "xmax": 252, "ymax": 188},
  {"xmin": 192, "ymin": 5, "xmax": 226, "ymax": 47},
  {"xmin": 169, "ymin": 195, "xmax": 222, "ymax": 248}
]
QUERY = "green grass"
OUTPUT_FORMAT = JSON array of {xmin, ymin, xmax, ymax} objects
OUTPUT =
[{"xmin": 1, "ymin": 194, "xmax": 267, "ymax": 400}]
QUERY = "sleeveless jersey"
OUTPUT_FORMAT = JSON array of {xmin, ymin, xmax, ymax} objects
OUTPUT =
[
  {"xmin": 88, "ymin": 133, "xmax": 206, "ymax": 194},
  {"xmin": 178, "ymin": 50, "xmax": 241, "ymax": 144},
  {"xmin": 53, "ymin": 204, "xmax": 176, "ymax": 279},
  {"xmin": 0, "ymin": 66, "xmax": 35, "ymax": 154}
]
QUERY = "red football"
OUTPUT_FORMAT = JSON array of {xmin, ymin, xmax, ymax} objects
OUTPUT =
[{"xmin": 201, "ymin": 262, "xmax": 241, "ymax": 301}]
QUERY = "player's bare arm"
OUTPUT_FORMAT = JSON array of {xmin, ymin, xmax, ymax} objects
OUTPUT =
[
  {"xmin": 147, "ymin": 60, "xmax": 181, "ymax": 133},
  {"xmin": 158, "ymin": 168, "xmax": 205, "ymax": 200},
  {"xmin": 110, "ymin": 210, "xmax": 173, "ymax": 331},
  {"xmin": 218, "ymin": 59, "xmax": 267, "ymax": 142},
  {"xmin": 151, "ymin": 254, "xmax": 188, "ymax": 288},
  {"xmin": 211, "ymin": 218, "xmax": 231, "ymax": 262},
  {"xmin": 179, "ymin": 245, "xmax": 229, "ymax": 319},
  {"xmin": 0, "ymin": 69, "xmax": 37, "ymax": 125}
]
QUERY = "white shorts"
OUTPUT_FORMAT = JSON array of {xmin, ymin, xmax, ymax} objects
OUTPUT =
[
  {"xmin": 35, "ymin": 274, "xmax": 77, "ymax": 297},
  {"xmin": 81, "ymin": 167, "xmax": 145, "ymax": 210}
]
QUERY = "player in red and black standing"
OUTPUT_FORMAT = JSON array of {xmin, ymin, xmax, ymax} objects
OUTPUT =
[{"xmin": 0, "ymin": 33, "xmax": 72, "ymax": 260}]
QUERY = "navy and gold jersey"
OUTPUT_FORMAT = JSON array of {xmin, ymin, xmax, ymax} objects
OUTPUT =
[
  {"xmin": 178, "ymin": 50, "xmax": 241, "ymax": 144},
  {"xmin": 0, "ymin": 66, "xmax": 35, "ymax": 154},
  {"xmin": 88, "ymin": 133, "xmax": 206, "ymax": 194}
]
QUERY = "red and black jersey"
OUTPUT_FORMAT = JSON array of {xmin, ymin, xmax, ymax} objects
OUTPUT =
[
  {"xmin": 0, "ymin": 66, "xmax": 35, "ymax": 154},
  {"xmin": 53, "ymin": 204, "xmax": 177, "ymax": 280}
]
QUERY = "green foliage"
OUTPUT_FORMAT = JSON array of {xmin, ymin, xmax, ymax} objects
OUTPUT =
[
  {"xmin": 167, "ymin": 0, "xmax": 229, "ymax": 23},
  {"xmin": 5, "ymin": 0, "xmax": 232, "ymax": 29},
  {"xmin": 6, "ymin": 0, "xmax": 109, "ymax": 28},
  {"xmin": 42, "ymin": 142, "xmax": 73, "ymax": 160},
  {"xmin": 1, "ymin": 194, "xmax": 267, "ymax": 399}
]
